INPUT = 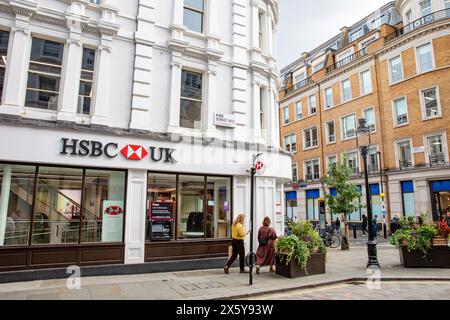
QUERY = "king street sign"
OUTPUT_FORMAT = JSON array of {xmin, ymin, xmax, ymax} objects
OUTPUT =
[{"xmin": 60, "ymin": 138, "xmax": 177, "ymax": 163}]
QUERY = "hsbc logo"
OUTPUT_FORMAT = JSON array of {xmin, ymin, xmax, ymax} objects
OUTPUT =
[
  {"xmin": 61, "ymin": 139, "xmax": 176, "ymax": 163},
  {"xmin": 121, "ymin": 145, "xmax": 148, "ymax": 161},
  {"xmin": 105, "ymin": 205, "xmax": 124, "ymax": 216}
]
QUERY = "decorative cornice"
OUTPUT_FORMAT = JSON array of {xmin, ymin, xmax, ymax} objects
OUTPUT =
[{"xmin": 10, "ymin": 0, "xmax": 37, "ymax": 18}]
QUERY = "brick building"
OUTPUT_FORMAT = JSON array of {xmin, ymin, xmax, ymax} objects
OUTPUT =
[{"xmin": 279, "ymin": 0, "xmax": 450, "ymax": 227}]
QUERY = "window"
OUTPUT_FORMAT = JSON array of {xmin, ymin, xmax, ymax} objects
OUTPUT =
[
  {"xmin": 306, "ymin": 189, "xmax": 320, "ymax": 220},
  {"xmin": 324, "ymin": 87, "xmax": 333, "ymax": 109},
  {"xmin": 341, "ymin": 79, "xmax": 351, "ymax": 102},
  {"xmin": 421, "ymin": 87, "xmax": 440, "ymax": 118},
  {"xmin": 363, "ymin": 107, "xmax": 376, "ymax": 133},
  {"xmin": 258, "ymin": 10, "xmax": 265, "ymax": 50},
  {"xmin": 26, "ymin": 38, "xmax": 64, "ymax": 110},
  {"xmin": 390, "ymin": 56, "xmax": 403, "ymax": 84},
  {"xmin": 370, "ymin": 14, "xmax": 386, "ymax": 30},
  {"xmin": 90, "ymin": 0, "xmax": 101, "ymax": 4},
  {"xmin": 326, "ymin": 121, "xmax": 336, "ymax": 144},
  {"xmin": 361, "ymin": 70, "xmax": 372, "ymax": 95},
  {"xmin": 312, "ymin": 62, "xmax": 324, "ymax": 73},
  {"xmin": 260, "ymin": 87, "xmax": 265, "ymax": 135},
  {"xmin": 327, "ymin": 155, "xmax": 337, "ymax": 169},
  {"xmin": 349, "ymin": 28, "xmax": 364, "ymax": 42},
  {"xmin": 308, "ymin": 94, "xmax": 317, "ymax": 115},
  {"xmin": 180, "ymin": 70, "xmax": 202, "ymax": 129},
  {"xmin": 397, "ymin": 140, "xmax": 413, "ymax": 168},
  {"xmin": 294, "ymin": 72, "xmax": 306, "ymax": 89},
  {"xmin": 401, "ymin": 181, "xmax": 416, "ymax": 218},
  {"xmin": 346, "ymin": 151, "xmax": 359, "ymax": 174},
  {"xmin": 417, "ymin": 43, "xmax": 433, "ymax": 73},
  {"xmin": 427, "ymin": 135, "xmax": 445, "ymax": 165},
  {"xmin": 0, "ymin": 30, "xmax": 9, "ymax": 101},
  {"xmin": 0, "ymin": 164, "xmax": 36, "ymax": 246},
  {"xmin": 368, "ymin": 147, "xmax": 379, "ymax": 172},
  {"xmin": 305, "ymin": 160, "xmax": 320, "ymax": 181},
  {"xmin": 303, "ymin": 127, "xmax": 318, "ymax": 149},
  {"xmin": 292, "ymin": 162, "xmax": 298, "ymax": 182},
  {"xmin": 78, "ymin": 48, "xmax": 96, "ymax": 115},
  {"xmin": 406, "ymin": 9, "xmax": 413, "ymax": 23},
  {"xmin": 283, "ymin": 106, "xmax": 289, "ymax": 124},
  {"xmin": 393, "ymin": 97, "xmax": 408, "ymax": 126},
  {"xmin": 342, "ymin": 114, "xmax": 356, "ymax": 139},
  {"xmin": 284, "ymin": 134, "xmax": 297, "ymax": 153},
  {"xmin": 183, "ymin": 0, "xmax": 204, "ymax": 33},
  {"xmin": 370, "ymin": 184, "xmax": 382, "ymax": 219},
  {"xmin": 421, "ymin": 0, "xmax": 431, "ymax": 16},
  {"xmin": 295, "ymin": 101, "xmax": 302, "ymax": 120}
]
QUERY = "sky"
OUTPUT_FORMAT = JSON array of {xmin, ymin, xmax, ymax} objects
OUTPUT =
[{"xmin": 277, "ymin": 0, "xmax": 392, "ymax": 69}]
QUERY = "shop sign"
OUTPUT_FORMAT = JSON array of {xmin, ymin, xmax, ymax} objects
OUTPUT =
[
  {"xmin": 214, "ymin": 113, "xmax": 236, "ymax": 128},
  {"xmin": 60, "ymin": 138, "xmax": 176, "ymax": 163},
  {"xmin": 102, "ymin": 200, "xmax": 124, "ymax": 242},
  {"xmin": 149, "ymin": 201, "xmax": 174, "ymax": 221}
]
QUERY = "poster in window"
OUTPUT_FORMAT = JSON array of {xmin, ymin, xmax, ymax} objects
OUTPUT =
[{"xmin": 102, "ymin": 200, "xmax": 124, "ymax": 242}]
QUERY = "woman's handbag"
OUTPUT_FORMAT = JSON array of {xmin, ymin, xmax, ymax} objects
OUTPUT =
[{"xmin": 258, "ymin": 228, "xmax": 269, "ymax": 246}]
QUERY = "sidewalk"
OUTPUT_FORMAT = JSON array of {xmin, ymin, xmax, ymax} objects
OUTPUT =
[{"xmin": 0, "ymin": 245, "xmax": 449, "ymax": 300}]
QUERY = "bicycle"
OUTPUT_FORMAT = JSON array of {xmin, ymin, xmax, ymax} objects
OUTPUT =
[{"xmin": 321, "ymin": 227, "xmax": 341, "ymax": 248}]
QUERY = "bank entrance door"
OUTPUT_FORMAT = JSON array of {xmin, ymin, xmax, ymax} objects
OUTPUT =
[{"xmin": 431, "ymin": 180, "xmax": 450, "ymax": 221}]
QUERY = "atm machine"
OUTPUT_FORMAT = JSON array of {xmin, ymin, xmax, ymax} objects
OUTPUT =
[{"xmin": 148, "ymin": 201, "xmax": 174, "ymax": 241}]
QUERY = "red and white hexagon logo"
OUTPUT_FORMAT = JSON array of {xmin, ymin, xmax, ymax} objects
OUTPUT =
[
  {"xmin": 120, "ymin": 144, "xmax": 148, "ymax": 161},
  {"xmin": 105, "ymin": 205, "xmax": 124, "ymax": 216}
]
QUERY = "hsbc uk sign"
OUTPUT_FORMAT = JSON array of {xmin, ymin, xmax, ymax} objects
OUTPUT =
[{"xmin": 60, "ymin": 138, "xmax": 176, "ymax": 163}]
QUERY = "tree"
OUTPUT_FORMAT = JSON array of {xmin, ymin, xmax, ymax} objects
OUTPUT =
[{"xmin": 323, "ymin": 158, "xmax": 363, "ymax": 250}]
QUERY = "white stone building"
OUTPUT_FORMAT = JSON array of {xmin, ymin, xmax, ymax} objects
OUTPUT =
[{"xmin": 0, "ymin": 0, "xmax": 291, "ymax": 273}]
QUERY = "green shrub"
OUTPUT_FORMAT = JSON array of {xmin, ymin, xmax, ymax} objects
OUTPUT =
[{"xmin": 275, "ymin": 235, "xmax": 310, "ymax": 269}]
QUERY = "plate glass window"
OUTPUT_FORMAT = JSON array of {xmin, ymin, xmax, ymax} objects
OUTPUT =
[
  {"xmin": 183, "ymin": 0, "xmax": 204, "ymax": 33},
  {"xmin": 361, "ymin": 70, "xmax": 372, "ymax": 95},
  {"xmin": 26, "ymin": 38, "xmax": 64, "ymax": 110},
  {"xmin": 394, "ymin": 97, "xmax": 408, "ymax": 125},
  {"xmin": 206, "ymin": 177, "xmax": 231, "ymax": 239},
  {"xmin": 178, "ymin": 175, "xmax": 205, "ymax": 240},
  {"xmin": 0, "ymin": 30, "xmax": 9, "ymax": 101},
  {"xmin": 421, "ymin": 87, "xmax": 439, "ymax": 118},
  {"xmin": 398, "ymin": 141, "xmax": 413, "ymax": 168},
  {"xmin": 180, "ymin": 70, "xmax": 202, "ymax": 129},
  {"xmin": 295, "ymin": 101, "xmax": 302, "ymax": 119},
  {"xmin": 324, "ymin": 87, "xmax": 333, "ymax": 108},
  {"xmin": 304, "ymin": 127, "xmax": 318, "ymax": 149},
  {"xmin": 342, "ymin": 114, "xmax": 356, "ymax": 139},
  {"xmin": 421, "ymin": 0, "xmax": 431, "ymax": 16},
  {"xmin": 363, "ymin": 108, "xmax": 375, "ymax": 133},
  {"xmin": 401, "ymin": 181, "xmax": 416, "ymax": 218},
  {"xmin": 390, "ymin": 56, "xmax": 403, "ymax": 84},
  {"xmin": 341, "ymin": 79, "xmax": 351, "ymax": 102},
  {"xmin": 78, "ymin": 48, "xmax": 96, "ymax": 115},
  {"xmin": 417, "ymin": 43, "xmax": 433, "ymax": 73}
]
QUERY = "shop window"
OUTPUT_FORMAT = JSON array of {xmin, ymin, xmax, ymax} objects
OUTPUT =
[
  {"xmin": 78, "ymin": 48, "xmax": 96, "ymax": 115},
  {"xmin": 306, "ymin": 189, "xmax": 319, "ymax": 221},
  {"xmin": 81, "ymin": 170, "xmax": 126, "ymax": 243},
  {"xmin": 401, "ymin": 181, "xmax": 416, "ymax": 218},
  {"xmin": 178, "ymin": 175, "xmax": 205, "ymax": 239},
  {"xmin": 26, "ymin": 38, "xmax": 64, "ymax": 110},
  {"xmin": 206, "ymin": 177, "xmax": 231, "ymax": 239},
  {"xmin": 32, "ymin": 167, "xmax": 83, "ymax": 245},
  {"xmin": 0, "ymin": 164, "xmax": 35, "ymax": 246},
  {"xmin": 180, "ymin": 70, "xmax": 203, "ymax": 129},
  {"xmin": 0, "ymin": 30, "xmax": 9, "ymax": 102},
  {"xmin": 370, "ymin": 184, "xmax": 381, "ymax": 219}
]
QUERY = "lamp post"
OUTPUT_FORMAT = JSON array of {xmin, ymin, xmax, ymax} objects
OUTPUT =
[{"xmin": 356, "ymin": 119, "xmax": 380, "ymax": 268}]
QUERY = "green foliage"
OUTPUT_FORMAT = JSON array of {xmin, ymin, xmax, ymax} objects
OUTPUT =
[
  {"xmin": 323, "ymin": 159, "xmax": 363, "ymax": 218},
  {"xmin": 390, "ymin": 216, "xmax": 438, "ymax": 256},
  {"xmin": 288, "ymin": 221, "xmax": 327, "ymax": 254},
  {"xmin": 275, "ymin": 235, "xmax": 310, "ymax": 270}
]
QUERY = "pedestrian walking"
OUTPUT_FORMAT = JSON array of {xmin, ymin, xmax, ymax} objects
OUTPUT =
[
  {"xmin": 255, "ymin": 217, "xmax": 278, "ymax": 274},
  {"xmin": 373, "ymin": 215, "xmax": 379, "ymax": 238},
  {"xmin": 224, "ymin": 214, "xmax": 249, "ymax": 274},
  {"xmin": 390, "ymin": 213, "xmax": 401, "ymax": 234},
  {"xmin": 335, "ymin": 217, "xmax": 341, "ymax": 234},
  {"xmin": 361, "ymin": 214, "xmax": 368, "ymax": 236}
]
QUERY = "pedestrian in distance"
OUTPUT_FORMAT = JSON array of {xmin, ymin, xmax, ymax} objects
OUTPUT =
[
  {"xmin": 224, "ymin": 214, "xmax": 249, "ymax": 274},
  {"xmin": 361, "ymin": 214, "xmax": 368, "ymax": 236},
  {"xmin": 373, "ymin": 215, "xmax": 379, "ymax": 238},
  {"xmin": 255, "ymin": 217, "xmax": 278, "ymax": 274},
  {"xmin": 390, "ymin": 213, "xmax": 401, "ymax": 234},
  {"xmin": 335, "ymin": 217, "xmax": 341, "ymax": 234}
]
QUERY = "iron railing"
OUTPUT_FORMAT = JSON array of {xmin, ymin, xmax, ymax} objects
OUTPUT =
[
  {"xmin": 385, "ymin": 9, "xmax": 450, "ymax": 43},
  {"xmin": 284, "ymin": 76, "xmax": 313, "ymax": 95},
  {"xmin": 326, "ymin": 48, "xmax": 367, "ymax": 73}
]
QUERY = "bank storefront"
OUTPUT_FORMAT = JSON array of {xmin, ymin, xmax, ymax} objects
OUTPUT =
[{"xmin": 0, "ymin": 125, "xmax": 291, "ymax": 272}]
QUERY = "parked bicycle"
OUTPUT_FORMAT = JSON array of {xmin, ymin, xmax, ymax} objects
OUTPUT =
[{"xmin": 321, "ymin": 227, "xmax": 341, "ymax": 248}]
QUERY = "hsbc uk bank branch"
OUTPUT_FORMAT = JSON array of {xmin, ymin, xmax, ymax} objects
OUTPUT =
[{"xmin": 0, "ymin": 125, "xmax": 291, "ymax": 272}]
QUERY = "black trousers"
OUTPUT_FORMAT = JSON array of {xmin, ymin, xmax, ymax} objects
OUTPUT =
[{"xmin": 226, "ymin": 239, "xmax": 245, "ymax": 270}]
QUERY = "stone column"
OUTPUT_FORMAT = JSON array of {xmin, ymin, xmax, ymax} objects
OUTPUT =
[
  {"xmin": 1, "ymin": 8, "xmax": 35, "ymax": 116},
  {"xmin": 251, "ymin": 0, "xmax": 259, "ymax": 49},
  {"xmin": 124, "ymin": 169, "xmax": 147, "ymax": 264},
  {"xmin": 0, "ymin": 165, "xmax": 12, "ymax": 245},
  {"xmin": 268, "ymin": 83, "xmax": 277, "ymax": 146},
  {"xmin": 204, "ymin": 61, "xmax": 219, "ymax": 137},
  {"xmin": 252, "ymin": 79, "xmax": 261, "ymax": 140},
  {"xmin": 167, "ymin": 52, "xmax": 183, "ymax": 133},
  {"xmin": 91, "ymin": 41, "xmax": 112, "ymax": 126}
]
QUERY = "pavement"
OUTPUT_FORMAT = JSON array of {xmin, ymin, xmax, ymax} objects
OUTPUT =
[{"xmin": 0, "ymin": 243, "xmax": 449, "ymax": 300}]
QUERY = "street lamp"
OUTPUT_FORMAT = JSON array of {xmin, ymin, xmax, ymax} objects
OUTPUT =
[{"xmin": 356, "ymin": 118, "xmax": 380, "ymax": 268}]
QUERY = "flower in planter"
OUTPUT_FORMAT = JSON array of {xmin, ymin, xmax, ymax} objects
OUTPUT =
[{"xmin": 437, "ymin": 218, "xmax": 450, "ymax": 239}]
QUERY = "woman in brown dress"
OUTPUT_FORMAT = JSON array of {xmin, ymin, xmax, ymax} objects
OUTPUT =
[{"xmin": 255, "ymin": 217, "xmax": 277, "ymax": 274}]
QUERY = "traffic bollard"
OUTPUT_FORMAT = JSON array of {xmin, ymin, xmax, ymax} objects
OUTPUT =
[
  {"xmin": 353, "ymin": 225, "xmax": 357, "ymax": 239},
  {"xmin": 383, "ymin": 223, "xmax": 387, "ymax": 239}
]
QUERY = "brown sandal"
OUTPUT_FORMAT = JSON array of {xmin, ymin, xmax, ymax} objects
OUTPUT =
[{"xmin": 224, "ymin": 266, "xmax": 229, "ymax": 274}]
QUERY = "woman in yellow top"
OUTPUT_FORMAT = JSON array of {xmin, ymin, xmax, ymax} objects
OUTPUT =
[{"xmin": 224, "ymin": 214, "xmax": 248, "ymax": 274}]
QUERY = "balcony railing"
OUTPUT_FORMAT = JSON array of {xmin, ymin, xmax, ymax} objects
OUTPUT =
[
  {"xmin": 385, "ymin": 9, "xmax": 450, "ymax": 43},
  {"xmin": 396, "ymin": 155, "xmax": 449, "ymax": 171},
  {"xmin": 399, "ymin": 160, "xmax": 413, "ymax": 170},
  {"xmin": 305, "ymin": 173, "xmax": 320, "ymax": 181},
  {"xmin": 430, "ymin": 153, "xmax": 446, "ymax": 166},
  {"xmin": 326, "ymin": 48, "xmax": 367, "ymax": 73},
  {"xmin": 284, "ymin": 76, "xmax": 313, "ymax": 95}
]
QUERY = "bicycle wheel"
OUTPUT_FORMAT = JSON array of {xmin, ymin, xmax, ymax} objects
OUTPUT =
[{"xmin": 330, "ymin": 235, "xmax": 340, "ymax": 248}]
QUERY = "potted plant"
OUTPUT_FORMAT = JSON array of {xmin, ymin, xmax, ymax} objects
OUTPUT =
[
  {"xmin": 433, "ymin": 218, "xmax": 450, "ymax": 247},
  {"xmin": 275, "ymin": 221, "xmax": 326, "ymax": 278}
]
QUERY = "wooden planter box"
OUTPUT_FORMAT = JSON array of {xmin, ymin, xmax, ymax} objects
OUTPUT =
[
  {"xmin": 399, "ymin": 246, "xmax": 450, "ymax": 268},
  {"xmin": 276, "ymin": 253, "xmax": 326, "ymax": 278}
]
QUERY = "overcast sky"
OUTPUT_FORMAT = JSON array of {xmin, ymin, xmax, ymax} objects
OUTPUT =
[{"xmin": 277, "ymin": 0, "xmax": 392, "ymax": 69}]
